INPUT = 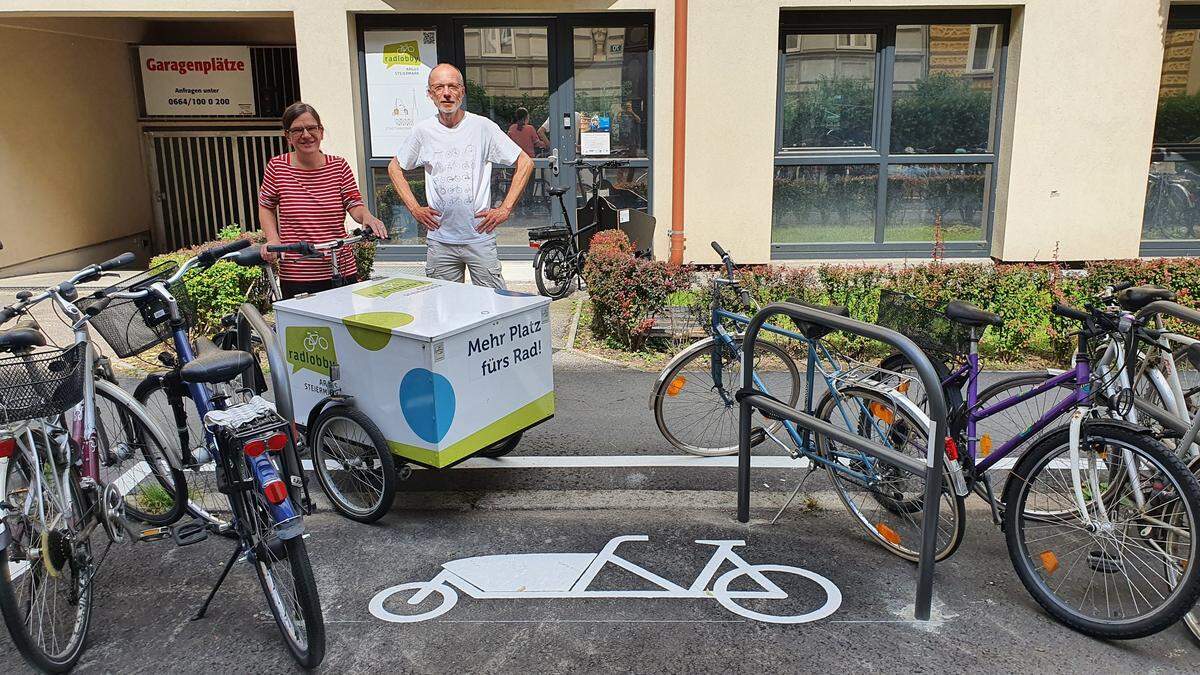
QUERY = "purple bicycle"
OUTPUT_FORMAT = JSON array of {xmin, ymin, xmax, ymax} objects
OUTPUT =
[{"xmin": 875, "ymin": 291, "xmax": 1200, "ymax": 640}]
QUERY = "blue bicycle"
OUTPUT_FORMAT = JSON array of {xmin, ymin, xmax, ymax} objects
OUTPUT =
[
  {"xmin": 651, "ymin": 242, "xmax": 966, "ymax": 562},
  {"xmin": 79, "ymin": 238, "xmax": 324, "ymax": 667}
]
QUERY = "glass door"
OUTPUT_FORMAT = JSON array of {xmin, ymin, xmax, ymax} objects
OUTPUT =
[
  {"xmin": 455, "ymin": 19, "xmax": 564, "ymax": 249},
  {"xmin": 564, "ymin": 22, "xmax": 652, "ymax": 217}
]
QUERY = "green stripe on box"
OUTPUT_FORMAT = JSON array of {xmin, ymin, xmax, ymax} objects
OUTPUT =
[{"xmin": 388, "ymin": 392, "xmax": 555, "ymax": 467}]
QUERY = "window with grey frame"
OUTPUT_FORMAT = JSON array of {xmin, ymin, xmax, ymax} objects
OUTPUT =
[
  {"xmin": 772, "ymin": 13, "xmax": 1007, "ymax": 258},
  {"xmin": 1142, "ymin": 5, "xmax": 1200, "ymax": 255}
]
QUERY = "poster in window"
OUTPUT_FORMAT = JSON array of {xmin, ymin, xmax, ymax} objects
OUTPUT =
[
  {"xmin": 139, "ymin": 46, "xmax": 255, "ymax": 116},
  {"xmin": 365, "ymin": 30, "xmax": 439, "ymax": 158}
]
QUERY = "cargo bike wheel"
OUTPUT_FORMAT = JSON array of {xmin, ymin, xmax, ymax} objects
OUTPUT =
[{"xmin": 308, "ymin": 405, "xmax": 397, "ymax": 523}]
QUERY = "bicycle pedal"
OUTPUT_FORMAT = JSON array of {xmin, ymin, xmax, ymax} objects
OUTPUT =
[
  {"xmin": 172, "ymin": 521, "xmax": 210, "ymax": 547},
  {"xmin": 139, "ymin": 526, "xmax": 171, "ymax": 543},
  {"xmin": 749, "ymin": 426, "xmax": 767, "ymax": 448}
]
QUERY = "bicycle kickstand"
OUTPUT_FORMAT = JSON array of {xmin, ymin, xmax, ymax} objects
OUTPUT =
[{"xmin": 192, "ymin": 543, "xmax": 243, "ymax": 621}]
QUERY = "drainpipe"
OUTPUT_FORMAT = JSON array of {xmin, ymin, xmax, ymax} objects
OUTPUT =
[{"xmin": 669, "ymin": 0, "xmax": 687, "ymax": 266}]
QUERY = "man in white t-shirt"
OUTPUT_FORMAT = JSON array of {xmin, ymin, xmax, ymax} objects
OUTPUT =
[{"xmin": 388, "ymin": 63, "xmax": 534, "ymax": 289}]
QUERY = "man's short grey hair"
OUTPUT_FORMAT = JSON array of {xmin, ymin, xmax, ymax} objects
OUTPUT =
[{"xmin": 428, "ymin": 63, "xmax": 465, "ymax": 87}]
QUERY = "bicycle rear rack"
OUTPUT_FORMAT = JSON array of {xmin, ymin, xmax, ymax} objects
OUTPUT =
[{"xmin": 736, "ymin": 302, "xmax": 951, "ymax": 621}]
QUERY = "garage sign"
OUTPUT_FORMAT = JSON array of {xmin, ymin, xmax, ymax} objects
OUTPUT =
[{"xmin": 139, "ymin": 45, "xmax": 255, "ymax": 116}]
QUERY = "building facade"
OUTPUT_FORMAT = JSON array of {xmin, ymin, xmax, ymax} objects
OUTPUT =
[{"xmin": 0, "ymin": 1, "xmax": 1192, "ymax": 272}]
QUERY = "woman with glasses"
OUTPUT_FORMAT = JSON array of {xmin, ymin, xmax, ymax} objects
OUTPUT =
[{"xmin": 259, "ymin": 102, "xmax": 389, "ymax": 299}]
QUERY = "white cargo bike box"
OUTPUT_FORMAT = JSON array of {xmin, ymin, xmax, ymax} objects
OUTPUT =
[{"xmin": 273, "ymin": 275, "xmax": 554, "ymax": 468}]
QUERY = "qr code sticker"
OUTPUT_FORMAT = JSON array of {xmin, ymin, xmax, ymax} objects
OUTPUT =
[{"xmin": 423, "ymin": 32, "xmax": 436, "ymax": 45}]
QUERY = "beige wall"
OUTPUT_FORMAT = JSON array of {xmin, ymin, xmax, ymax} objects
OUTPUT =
[
  {"xmin": 0, "ymin": 0, "xmax": 1181, "ymax": 266},
  {"xmin": 0, "ymin": 22, "xmax": 153, "ymax": 271}
]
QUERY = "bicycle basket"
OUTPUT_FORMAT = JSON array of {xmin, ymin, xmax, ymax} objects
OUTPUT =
[
  {"xmin": 0, "ymin": 343, "xmax": 86, "ymax": 423},
  {"xmin": 875, "ymin": 290, "xmax": 971, "ymax": 357},
  {"xmin": 76, "ymin": 262, "xmax": 195, "ymax": 358}
]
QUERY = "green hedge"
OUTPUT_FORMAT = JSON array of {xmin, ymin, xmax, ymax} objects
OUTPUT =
[
  {"xmin": 582, "ymin": 230, "xmax": 692, "ymax": 350},
  {"xmin": 616, "ymin": 258, "xmax": 1200, "ymax": 364},
  {"xmin": 151, "ymin": 228, "xmax": 378, "ymax": 331}
]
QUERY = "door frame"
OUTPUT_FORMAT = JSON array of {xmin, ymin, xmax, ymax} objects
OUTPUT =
[{"xmin": 355, "ymin": 12, "xmax": 654, "ymax": 262}]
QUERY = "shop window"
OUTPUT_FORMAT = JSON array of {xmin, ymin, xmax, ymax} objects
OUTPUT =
[
  {"xmin": 773, "ymin": 11, "xmax": 1007, "ymax": 257},
  {"xmin": 1143, "ymin": 6, "xmax": 1200, "ymax": 252}
]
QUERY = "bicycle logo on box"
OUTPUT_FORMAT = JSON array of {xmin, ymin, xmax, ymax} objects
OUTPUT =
[{"xmin": 369, "ymin": 535, "xmax": 842, "ymax": 624}]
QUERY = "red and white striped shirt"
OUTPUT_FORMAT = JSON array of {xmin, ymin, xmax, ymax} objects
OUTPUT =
[{"xmin": 258, "ymin": 153, "xmax": 364, "ymax": 282}]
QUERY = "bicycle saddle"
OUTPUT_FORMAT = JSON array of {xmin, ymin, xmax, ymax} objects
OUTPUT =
[
  {"xmin": 1117, "ymin": 285, "xmax": 1175, "ymax": 312},
  {"xmin": 784, "ymin": 298, "xmax": 849, "ymax": 339},
  {"xmin": 0, "ymin": 326, "xmax": 46, "ymax": 354},
  {"xmin": 548, "ymin": 186, "xmax": 569, "ymax": 197},
  {"xmin": 180, "ymin": 336, "xmax": 254, "ymax": 384},
  {"xmin": 944, "ymin": 301, "xmax": 1003, "ymax": 328}
]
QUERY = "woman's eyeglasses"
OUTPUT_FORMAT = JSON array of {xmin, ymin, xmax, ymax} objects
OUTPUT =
[{"xmin": 285, "ymin": 125, "xmax": 323, "ymax": 138}]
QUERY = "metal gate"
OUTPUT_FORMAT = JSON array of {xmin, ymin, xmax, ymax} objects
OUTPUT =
[{"xmin": 145, "ymin": 130, "xmax": 287, "ymax": 251}]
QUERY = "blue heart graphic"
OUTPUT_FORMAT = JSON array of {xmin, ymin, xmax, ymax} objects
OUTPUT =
[{"xmin": 399, "ymin": 368, "xmax": 456, "ymax": 443}]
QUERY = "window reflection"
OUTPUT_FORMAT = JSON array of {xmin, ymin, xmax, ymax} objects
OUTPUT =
[
  {"xmin": 571, "ymin": 26, "xmax": 650, "ymax": 158},
  {"xmin": 891, "ymin": 25, "xmax": 1000, "ymax": 154},
  {"xmin": 771, "ymin": 165, "xmax": 878, "ymax": 243},
  {"xmin": 463, "ymin": 26, "xmax": 551, "ymax": 135},
  {"xmin": 885, "ymin": 164, "xmax": 987, "ymax": 242},
  {"xmin": 780, "ymin": 34, "xmax": 877, "ymax": 149}
]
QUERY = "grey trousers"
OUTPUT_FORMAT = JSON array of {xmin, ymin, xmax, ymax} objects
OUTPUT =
[{"xmin": 425, "ymin": 238, "xmax": 507, "ymax": 289}]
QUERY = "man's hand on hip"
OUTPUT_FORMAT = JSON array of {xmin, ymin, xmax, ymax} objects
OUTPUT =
[
  {"xmin": 474, "ymin": 205, "xmax": 512, "ymax": 233},
  {"xmin": 411, "ymin": 205, "xmax": 442, "ymax": 231}
]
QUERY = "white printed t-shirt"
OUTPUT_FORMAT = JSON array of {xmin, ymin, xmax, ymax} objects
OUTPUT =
[{"xmin": 394, "ymin": 111, "xmax": 522, "ymax": 245}]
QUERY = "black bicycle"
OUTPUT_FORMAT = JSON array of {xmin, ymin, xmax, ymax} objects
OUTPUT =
[{"xmin": 528, "ymin": 159, "xmax": 655, "ymax": 299}]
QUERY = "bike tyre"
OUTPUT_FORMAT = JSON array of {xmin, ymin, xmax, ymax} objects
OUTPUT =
[
  {"xmin": 815, "ymin": 385, "xmax": 966, "ymax": 562},
  {"xmin": 253, "ymin": 535, "xmax": 326, "ymax": 668},
  {"xmin": 0, "ymin": 444, "xmax": 93, "ymax": 673},
  {"xmin": 309, "ymin": 405, "xmax": 396, "ymax": 523},
  {"xmin": 477, "ymin": 431, "xmax": 523, "ymax": 458},
  {"xmin": 134, "ymin": 375, "xmax": 234, "ymax": 532},
  {"xmin": 1003, "ymin": 423, "xmax": 1200, "ymax": 639},
  {"xmin": 534, "ymin": 240, "xmax": 575, "ymax": 300},
  {"xmin": 653, "ymin": 338, "xmax": 801, "ymax": 457},
  {"xmin": 95, "ymin": 379, "xmax": 188, "ymax": 526}
]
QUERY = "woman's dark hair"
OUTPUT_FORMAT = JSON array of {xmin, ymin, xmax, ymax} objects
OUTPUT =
[
  {"xmin": 514, "ymin": 106, "xmax": 529, "ymax": 129},
  {"xmin": 282, "ymin": 101, "xmax": 322, "ymax": 131}
]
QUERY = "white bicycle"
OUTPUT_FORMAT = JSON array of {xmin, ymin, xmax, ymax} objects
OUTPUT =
[{"xmin": 369, "ymin": 535, "xmax": 841, "ymax": 625}]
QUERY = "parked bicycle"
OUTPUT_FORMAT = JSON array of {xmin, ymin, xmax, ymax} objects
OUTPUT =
[
  {"xmin": 136, "ymin": 229, "xmax": 401, "ymax": 526},
  {"xmin": 0, "ymin": 254, "xmax": 188, "ymax": 672},
  {"xmin": 528, "ymin": 158, "xmax": 655, "ymax": 299},
  {"xmin": 651, "ymin": 242, "xmax": 967, "ymax": 563},
  {"xmin": 873, "ymin": 290, "xmax": 1200, "ymax": 639},
  {"xmin": 74, "ymin": 238, "xmax": 325, "ymax": 667}
]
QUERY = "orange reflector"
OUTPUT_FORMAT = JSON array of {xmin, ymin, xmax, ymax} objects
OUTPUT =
[
  {"xmin": 979, "ymin": 433, "xmax": 993, "ymax": 458},
  {"xmin": 876, "ymin": 523, "xmax": 901, "ymax": 546},
  {"xmin": 868, "ymin": 402, "xmax": 895, "ymax": 425},
  {"xmin": 1040, "ymin": 551, "xmax": 1060, "ymax": 575},
  {"xmin": 667, "ymin": 376, "xmax": 686, "ymax": 397},
  {"xmin": 897, "ymin": 380, "xmax": 910, "ymax": 394},
  {"xmin": 529, "ymin": 241, "xmax": 541, "ymax": 250}
]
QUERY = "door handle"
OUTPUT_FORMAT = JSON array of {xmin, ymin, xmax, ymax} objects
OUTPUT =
[{"xmin": 548, "ymin": 148, "xmax": 559, "ymax": 177}]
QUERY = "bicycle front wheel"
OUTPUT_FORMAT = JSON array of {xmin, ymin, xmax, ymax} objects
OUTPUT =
[
  {"xmin": 0, "ymin": 431, "xmax": 93, "ymax": 673},
  {"xmin": 94, "ymin": 379, "xmax": 188, "ymax": 526},
  {"xmin": 310, "ymin": 405, "xmax": 396, "ymax": 523},
  {"xmin": 1004, "ymin": 423, "xmax": 1200, "ymax": 639},
  {"xmin": 653, "ymin": 338, "xmax": 801, "ymax": 457},
  {"xmin": 815, "ymin": 385, "xmax": 966, "ymax": 562}
]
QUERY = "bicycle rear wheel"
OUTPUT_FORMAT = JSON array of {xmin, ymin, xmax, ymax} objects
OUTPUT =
[
  {"xmin": 653, "ymin": 338, "xmax": 801, "ymax": 457},
  {"xmin": 815, "ymin": 385, "xmax": 966, "ymax": 562},
  {"xmin": 310, "ymin": 405, "xmax": 396, "ymax": 523},
  {"xmin": 1004, "ymin": 423, "xmax": 1200, "ymax": 639},
  {"xmin": 534, "ymin": 240, "xmax": 575, "ymax": 300},
  {"xmin": 0, "ymin": 429, "xmax": 93, "ymax": 673}
]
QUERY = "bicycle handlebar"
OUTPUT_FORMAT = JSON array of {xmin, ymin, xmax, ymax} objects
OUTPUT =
[
  {"xmin": 0, "ymin": 252, "xmax": 139, "ymax": 324},
  {"xmin": 198, "ymin": 238, "xmax": 252, "ymax": 267}
]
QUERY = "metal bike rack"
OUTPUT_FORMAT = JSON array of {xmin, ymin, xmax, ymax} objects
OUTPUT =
[
  {"xmin": 736, "ymin": 302, "xmax": 950, "ymax": 621},
  {"xmin": 235, "ymin": 302, "xmax": 305, "ymax": 503}
]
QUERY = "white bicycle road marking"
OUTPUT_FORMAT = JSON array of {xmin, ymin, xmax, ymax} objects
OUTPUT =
[{"xmin": 369, "ymin": 535, "xmax": 841, "ymax": 625}]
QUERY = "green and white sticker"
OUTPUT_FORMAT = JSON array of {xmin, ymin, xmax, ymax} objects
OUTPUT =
[
  {"xmin": 285, "ymin": 326, "xmax": 338, "ymax": 375},
  {"xmin": 353, "ymin": 278, "xmax": 432, "ymax": 299}
]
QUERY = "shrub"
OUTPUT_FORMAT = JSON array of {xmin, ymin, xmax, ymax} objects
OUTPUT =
[
  {"xmin": 151, "ymin": 233, "xmax": 268, "ymax": 332},
  {"xmin": 583, "ymin": 230, "xmax": 692, "ymax": 350}
]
